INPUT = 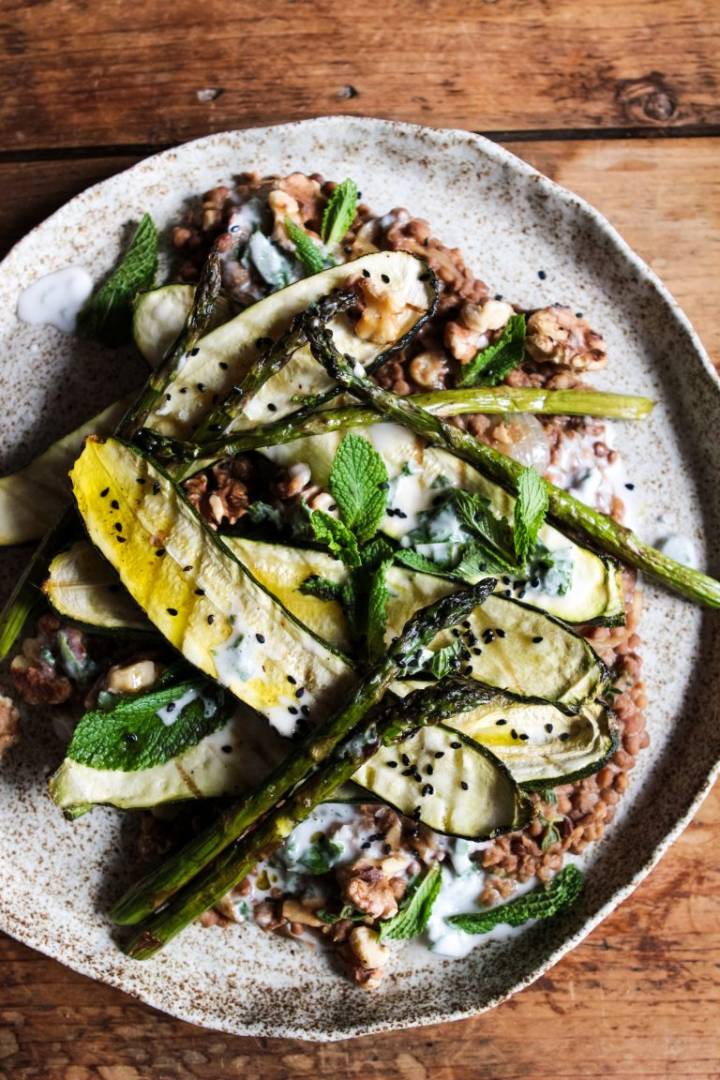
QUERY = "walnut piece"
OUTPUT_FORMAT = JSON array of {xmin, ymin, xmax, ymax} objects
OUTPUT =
[
  {"xmin": 268, "ymin": 173, "xmax": 324, "ymax": 247},
  {"xmin": 525, "ymin": 305, "xmax": 607, "ymax": 372},
  {"xmin": 346, "ymin": 926, "xmax": 391, "ymax": 990},
  {"xmin": 444, "ymin": 299, "xmax": 514, "ymax": 364},
  {"xmin": 106, "ymin": 659, "xmax": 160, "ymax": 695},
  {"xmin": 338, "ymin": 855, "xmax": 410, "ymax": 920},
  {"xmin": 183, "ymin": 458, "xmax": 252, "ymax": 527},
  {"xmin": 0, "ymin": 694, "xmax": 20, "ymax": 757}
]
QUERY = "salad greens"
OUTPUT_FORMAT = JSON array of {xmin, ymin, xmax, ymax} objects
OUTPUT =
[
  {"xmin": 378, "ymin": 864, "xmax": 443, "ymax": 942},
  {"xmin": 321, "ymin": 179, "xmax": 359, "ymax": 246},
  {"xmin": 456, "ymin": 313, "xmax": 526, "ymax": 388},
  {"xmin": 78, "ymin": 213, "xmax": 158, "ymax": 346},
  {"xmin": 447, "ymin": 864, "xmax": 584, "ymax": 934}
]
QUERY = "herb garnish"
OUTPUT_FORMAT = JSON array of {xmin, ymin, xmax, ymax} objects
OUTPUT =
[
  {"xmin": 378, "ymin": 863, "xmax": 443, "ymax": 942},
  {"xmin": 321, "ymin": 179, "xmax": 359, "ymax": 246},
  {"xmin": 513, "ymin": 467, "xmax": 549, "ymax": 565},
  {"xmin": 446, "ymin": 864, "xmax": 583, "ymax": 934},
  {"xmin": 77, "ymin": 213, "xmax": 158, "ymax": 346},
  {"xmin": 284, "ymin": 218, "xmax": 329, "ymax": 276},
  {"xmin": 456, "ymin": 313, "xmax": 526, "ymax": 388}
]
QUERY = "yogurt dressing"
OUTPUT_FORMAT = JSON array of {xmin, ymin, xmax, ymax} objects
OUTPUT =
[
  {"xmin": 17, "ymin": 266, "xmax": 93, "ymax": 333},
  {"xmin": 155, "ymin": 687, "xmax": 201, "ymax": 727}
]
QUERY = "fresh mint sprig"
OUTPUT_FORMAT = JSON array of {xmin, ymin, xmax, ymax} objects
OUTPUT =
[
  {"xmin": 513, "ymin": 466, "xmax": 549, "ymax": 565},
  {"xmin": 329, "ymin": 433, "xmax": 389, "ymax": 544},
  {"xmin": 446, "ymin": 864, "xmax": 583, "ymax": 934},
  {"xmin": 78, "ymin": 213, "xmax": 158, "ymax": 346},
  {"xmin": 457, "ymin": 313, "xmax": 526, "ymax": 388},
  {"xmin": 321, "ymin": 179, "xmax": 359, "ymax": 246},
  {"xmin": 284, "ymin": 218, "xmax": 328, "ymax": 276},
  {"xmin": 378, "ymin": 863, "xmax": 443, "ymax": 942}
]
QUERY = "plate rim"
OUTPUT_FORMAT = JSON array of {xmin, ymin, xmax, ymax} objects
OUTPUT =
[{"xmin": 0, "ymin": 115, "xmax": 718, "ymax": 1041}]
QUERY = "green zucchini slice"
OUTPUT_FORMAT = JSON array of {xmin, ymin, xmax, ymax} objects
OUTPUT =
[
  {"xmin": 0, "ymin": 398, "xmax": 130, "ymax": 546},
  {"xmin": 43, "ymin": 540, "xmax": 151, "ymax": 632},
  {"xmin": 259, "ymin": 423, "xmax": 625, "ymax": 627},
  {"xmin": 70, "ymin": 437, "xmax": 353, "ymax": 736},
  {"xmin": 132, "ymin": 284, "xmax": 233, "ymax": 367},
  {"xmin": 353, "ymin": 723, "xmax": 529, "ymax": 839},
  {"xmin": 144, "ymin": 251, "xmax": 435, "ymax": 438},
  {"xmin": 49, "ymin": 704, "xmax": 288, "ymax": 814},
  {"xmin": 449, "ymin": 696, "xmax": 618, "ymax": 787}
]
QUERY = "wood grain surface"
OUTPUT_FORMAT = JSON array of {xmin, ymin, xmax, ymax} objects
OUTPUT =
[{"xmin": 1, "ymin": 0, "xmax": 719, "ymax": 1075}]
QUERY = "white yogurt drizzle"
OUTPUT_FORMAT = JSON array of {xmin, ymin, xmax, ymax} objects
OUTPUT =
[{"xmin": 17, "ymin": 267, "xmax": 94, "ymax": 333}]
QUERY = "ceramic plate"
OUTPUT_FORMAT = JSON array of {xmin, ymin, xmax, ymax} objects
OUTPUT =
[{"xmin": 0, "ymin": 117, "xmax": 718, "ymax": 1041}]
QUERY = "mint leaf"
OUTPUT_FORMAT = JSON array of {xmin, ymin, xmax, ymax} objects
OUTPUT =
[
  {"xmin": 66, "ymin": 678, "xmax": 230, "ymax": 772},
  {"xmin": 429, "ymin": 639, "xmax": 467, "ymax": 679},
  {"xmin": 329, "ymin": 434, "xmax": 389, "ymax": 545},
  {"xmin": 452, "ymin": 490, "xmax": 518, "ymax": 571},
  {"xmin": 309, "ymin": 510, "xmax": 361, "ymax": 567},
  {"xmin": 366, "ymin": 558, "xmax": 392, "ymax": 662},
  {"xmin": 77, "ymin": 213, "xmax": 158, "ymax": 346},
  {"xmin": 394, "ymin": 548, "xmax": 449, "ymax": 576},
  {"xmin": 513, "ymin": 467, "xmax": 549, "ymax": 565},
  {"xmin": 456, "ymin": 313, "xmax": 526, "ymax": 388},
  {"xmin": 321, "ymin": 179, "xmax": 359, "ymax": 246},
  {"xmin": 284, "ymin": 218, "xmax": 328, "ymax": 275},
  {"xmin": 446, "ymin": 864, "xmax": 583, "ymax": 935},
  {"xmin": 299, "ymin": 834, "xmax": 344, "ymax": 875},
  {"xmin": 379, "ymin": 864, "xmax": 443, "ymax": 942}
]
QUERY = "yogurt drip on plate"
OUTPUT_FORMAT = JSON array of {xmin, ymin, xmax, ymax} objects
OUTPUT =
[{"xmin": 17, "ymin": 267, "xmax": 93, "ymax": 333}]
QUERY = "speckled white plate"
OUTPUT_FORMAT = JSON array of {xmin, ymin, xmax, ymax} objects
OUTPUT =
[{"xmin": 0, "ymin": 117, "xmax": 718, "ymax": 1041}]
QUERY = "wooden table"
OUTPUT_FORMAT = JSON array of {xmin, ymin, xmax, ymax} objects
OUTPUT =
[{"xmin": 1, "ymin": 2, "xmax": 719, "ymax": 1076}]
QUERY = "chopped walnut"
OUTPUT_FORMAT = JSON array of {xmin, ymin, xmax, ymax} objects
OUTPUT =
[
  {"xmin": 444, "ymin": 299, "xmax": 514, "ymax": 364},
  {"xmin": 0, "ymin": 694, "xmax": 20, "ymax": 757},
  {"xmin": 353, "ymin": 275, "xmax": 424, "ymax": 346},
  {"xmin": 268, "ymin": 173, "xmax": 324, "ymax": 247},
  {"xmin": 183, "ymin": 458, "xmax": 252, "ymax": 527},
  {"xmin": 408, "ymin": 350, "xmax": 448, "ymax": 390},
  {"xmin": 525, "ymin": 305, "xmax": 607, "ymax": 372},
  {"xmin": 338, "ymin": 854, "xmax": 409, "ymax": 920},
  {"xmin": 106, "ymin": 659, "xmax": 160, "ymax": 695},
  {"xmin": 281, "ymin": 898, "xmax": 324, "ymax": 928},
  {"xmin": 346, "ymin": 926, "xmax": 391, "ymax": 990},
  {"xmin": 273, "ymin": 462, "xmax": 312, "ymax": 499},
  {"xmin": 11, "ymin": 635, "xmax": 72, "ymax": 706}
]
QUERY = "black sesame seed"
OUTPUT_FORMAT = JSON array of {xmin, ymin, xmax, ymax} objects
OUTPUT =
[
  {"xmin": 152, "ymin": 482, "xmax": 161, "ymax": 495},
  {"xmin": 402, "ymin": 767, "xmax": 415, "ymax": 777},
  {"xmin": 421, "ymin": 783, "xmax": 434, "ymax": 797},
  {"xmin": 494, "ymin": 293, "xmax": 504, "ymax": 301},
  {"xmin": 451, "ymin": 628, "xmax": 460, "ymax": 638},
  {"xmin": 501, "ymin": 576, "xmax": 510, "ymax": 585},
  {"xmin": 401, "ymin": 754, "xmax": 411, "ymax": 766},
  {"xmin": 530, "ymin": 577, "xmax": 540, "ymax": 589},
  {"xmin": 511, "ymin": 728, "xmax": 519, "ymax": 740},
  {"xmin": 381, "ymin": 273, "xmax": 390, "ymax": 284},
  {"xmin": 425, "ymin": 765, "xmax": 434, "ymax": 776},
  {"xmin": 450, "ymin": 741, "xmax": 461, "ymax": 750},
  {"xmin": 387, "ymin": 760, "xmax": 398, "ymax": 769},
  {"xmin": 110, "ymin": 499, "xmax": 120, "ymax": 510},
  {"xmin": 183, "ymin": 565, "xmax": 193, "ymax": 572},
  {"xmin": 625, "ymin": 482, "xmax": 635, "ymax": 491},
  {"xmin": 545, "ymin": 723, "xmax": 553, "ymax": 733},
  {"xmin": 167, "ymin": 607, "xmax": 178, "ymax": 616},
  {"xmin": 463, "ymin": 665, "xmax": 473, "ymax": 676},
  {"xmin": 395, "ymin": 509, "xmax": 407, "ymax": 519},
  {"xmin": 287, "ymin": 675, "xmax": 297, "ymax": 685},
  {"xmin": 301, "ymin": 705, "xmax": 310, "ymax": 717},
  {"xmin": 472, "ymin": 647, "xmax": 482, "ymax": 656},
  {"xmin": 165, "ymin": 393, "xmax": 171, "ymax": 401},
  {"xmin": 503, "ymin": 589, "xmax": 512, "ymax": 598},
  {"xmin": 179, "ymin": 387, "xmax": 188, "ymax": 394},
  {"xmin": 256, "ymin": 633, "xmax": 265, "ymax": 644},
  {"xmin": 268, "ymin": 403, "xmax": 277, "ymax": 412},
  {"xmin": 165, "ymin": 702, "xmax": 176, "ymax": 713},
  {"xmin": 155, "ymin": 548, "xmax": 165, "ymax": 558},
  {"xmin": 520, "ymin": 733, "xmax": 529, "ymax": 741},
  {"xmin": 460, "ymin": 780, "xmax": 469, "ymax": 791},
  {"xmin": 116, "ymin": 536, "xmax": 126, "ymax": 543},
  {"xmin": 412, "ymin": 806, "xmax": 422, "ymax": 820},
  {"xmin": 361, "ymin": 840, "xmax": 372, "ymax": 850},
  {"xmin": 100, "ymin": 487, "xmax": 109, "ymax": 498},
  {"xmin": 207, "ymin": 614, "xmax": 215, "ymax": 625},
  {"xmin": 538, "ymin": 269, "xmax": 547, "ymax": 280},
  {"xmin": 196, "ymin": 383, "xmax": 206, "ymax": 393},
  {"xmin": 190, "ymin": 347, "xmax": 200, "ymax": 356},
  {"xmin": 559, "ymin": 732, "xmax": 570, "ymax": 742},
  {"xmin": 378, "ymin": 481, "xmax": 390, "ymax": 490},
  {"xmin": 575, "ymin": 311, "xmax": 583, "ymax": 318},
  {"xmin": 434, "ymin": 751, "xmax": 445, "ymax": 759},
  {"xmin": 221, "ymin": 745, "xmax": 232, "ymax": 754},
  {"xmin": 288, "ymin": 706, "xmax": 299, "ymax": 715},
  {"xmin": 219, "ymin": 361, "xmax": 229, "ymax": 370},
  {"xmin": 383, "ymin": 843, "xmax": 392, "ymax": 855},
  {"xmin": 462, "ymin": 620, "xmax": 471, "ymax": 630},
  {"xmin": 495, "ymin": 628, "xmax": 506, "ymax": 638},
  {"xmin": 295, "ymin": 687, "xmax": 304, "ymax": 699},
  {"xmin": 496, "ymin": 718, "xmax": 507, "ymax": 726},
  {"xmin": 532, "ymin": 636, "xmax": 544, "ymax": 644},
  {"xmin": 114, "ymin": 522, "xmax": 123, "ymax": 532},
  {"xmin": 195, "ymin": 588, "xmax": 205, "ymax": 596}
]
